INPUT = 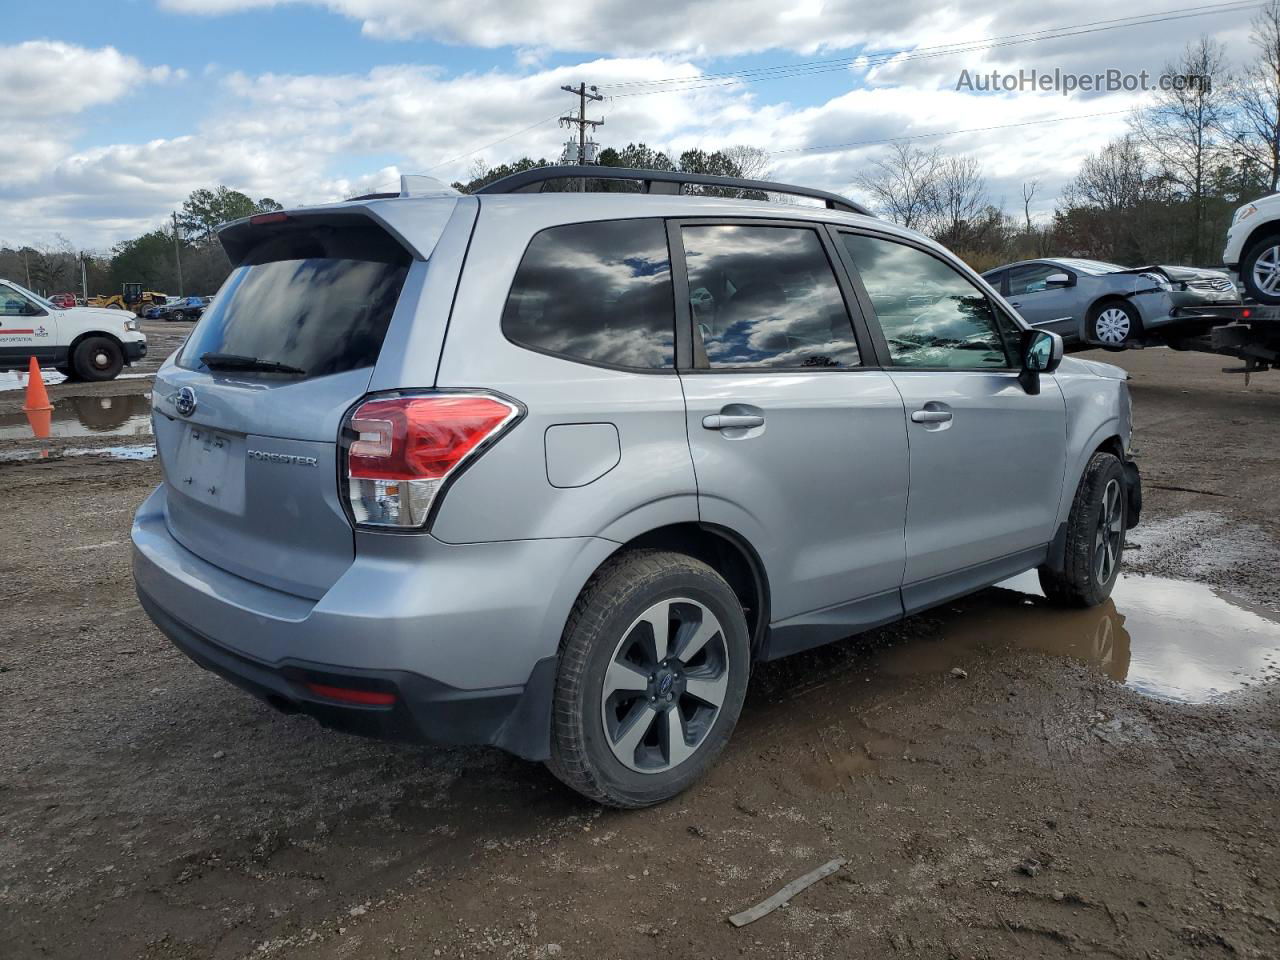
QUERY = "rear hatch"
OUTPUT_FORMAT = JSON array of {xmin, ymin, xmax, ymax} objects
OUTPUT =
[{"xmin": 152, "ymin": 211, "xmax": 425, "ymax": 599}]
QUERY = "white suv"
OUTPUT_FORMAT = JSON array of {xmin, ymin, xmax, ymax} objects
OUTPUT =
[
  {"xmin": 0, "ymin": 278, "xmax": 148, "ymax": 380},
  {"xmin": 1224, "ymin": 193, "xmax": 1280, "ymax": 303}
]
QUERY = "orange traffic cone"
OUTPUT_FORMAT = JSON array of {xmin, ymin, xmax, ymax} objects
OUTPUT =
[{"xmin": 23, "ymin": 356, "xmax": 53, "ymax": 439}]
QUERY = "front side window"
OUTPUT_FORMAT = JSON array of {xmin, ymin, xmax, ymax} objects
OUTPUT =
[
  {"xmin": 1007, "ymin": 264, "xmax": 1062, "ymax": 297},
  {"xmin": 681, "ymin": 224, "xmax": 860, "ymax": 369},
  {"xmin": 0, "ymin": 289, "xmax": 36, "ymax": 317},
  {"xmin": 501, "ymin": 219, "xmax": 675, "ymax": 369},
  {"xmin": 841, "ymin": 233, "xmax": 1014, "ymax": 369}
]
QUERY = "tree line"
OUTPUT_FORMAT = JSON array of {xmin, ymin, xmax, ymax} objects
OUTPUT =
[{"xmin": 0, "ymin": 186, "xmax": 280, "ymax": 299}]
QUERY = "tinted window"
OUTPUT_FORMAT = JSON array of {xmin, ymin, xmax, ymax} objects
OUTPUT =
[
  {"xmin": 1008, "ymin": 264, "xmax": 1062, "ymax": 297},
  {"xmin": 681, "ymin": 224, "xmax": 860, "ymax": 369},
  {"xmin": 502, "ymin": 219, "xmax": 675, "ymax": 369},
  {"xmin": 841, "ymin": 233, "xmax": 1014, "ymax": 369},
  {"xmin": 982, "ymin": 269, "xmax": 1006, "ymax": 292},
  {"xmin": 179, "ymin": 224, "xmax": 409, "ymax": 380}
]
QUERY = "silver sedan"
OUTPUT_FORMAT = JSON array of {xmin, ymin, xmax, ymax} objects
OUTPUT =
[{"xmin": 982, "ymin": 258, "xmax": 1239, "ymax": 348}]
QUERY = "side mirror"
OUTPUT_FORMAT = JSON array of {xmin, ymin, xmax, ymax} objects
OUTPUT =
[
  {"xmin": 1019, "ymin": 329, "xmax": 1063, "ymax": 395},
  {"xmin": 1024, "ymin": 329, "xmax": 1063, "ymax": 372},
  {"xmin": 1045, "ymin": 272, "xmax": 1073, "ymax": 287}
]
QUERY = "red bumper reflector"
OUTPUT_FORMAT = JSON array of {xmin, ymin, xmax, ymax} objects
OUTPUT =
[{"xmin": 305, "ymin": 682, "xmax": 396, "ymax": 706}]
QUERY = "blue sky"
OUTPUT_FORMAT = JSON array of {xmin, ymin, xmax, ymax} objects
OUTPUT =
[{"xmin": 0, "ymin": 0, "xmax": 1257, "ymax": 248}]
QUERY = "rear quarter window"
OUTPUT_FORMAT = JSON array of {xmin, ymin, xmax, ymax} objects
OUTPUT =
[
  {"xmin": 179, "ymin": 223, "xmax": 410, "ymax": 380},
  {"xmin": 501, "ymin": 218, "xmax": 676, "ymax": 370}
]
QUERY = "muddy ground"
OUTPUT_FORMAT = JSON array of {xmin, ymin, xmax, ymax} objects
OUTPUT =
[{"xmin": 2, "ymin": 331, "xmax": 1279, "ymax": 959}]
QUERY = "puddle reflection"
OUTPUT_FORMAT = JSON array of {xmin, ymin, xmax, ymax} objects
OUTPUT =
[
  {"xmin": 882, "ymin": 573, "xmax": 1280, "ymax": 702},
  {"xmin": 0, "ymin": 393, "xmax": 152, "ymax": 440}
]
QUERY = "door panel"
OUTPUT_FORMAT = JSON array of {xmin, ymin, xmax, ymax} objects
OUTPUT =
[
  {"xmin": 889, "ymin": 370, "xmax": 1066, "ymax": 588},
  {"xmin": 1006, "ymin": 265, "xmax": 1077, "ymax": 338},
  {"xmin": 672, "ymin": 220, "xmax": 909, "ymax": 624},
  {"xmin": 683, "ymin": 371, "xmax": 909, "ymax": 620},
  {"xmin": 835, "ymin": 231, "xmax": 1068, "ymax": 602}
]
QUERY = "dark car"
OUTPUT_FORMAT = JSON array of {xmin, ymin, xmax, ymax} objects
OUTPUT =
[{"xmin": 156, "ymin": 296, "xmax": 206, "ymax": 322}]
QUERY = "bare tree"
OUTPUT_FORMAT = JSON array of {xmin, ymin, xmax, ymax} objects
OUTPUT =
[
  {"xmin": 1230, "ymin": 0, "xmax": 1280, "ymax": 192},
  {"xmin": 1021, "ymin": 180, "xmax": 1041, "ymax": 234},
  {"xmin": 1131, "ymin": 36, "xmax": 1230, "ymax": 262},
  {"xmin": 721, "ymin": 145, "xmax": 774, "ymax": 181},
  {"xmin": 1056, "ymin": 135, "xmax": 1157, "ymax": 262},
  {"xmin": 854, "ymin": 143, "xmax": 942, "ymax": 230},
  {"xmin": 931, "ymin": 155, "xmax": 988, "ymax": 247}
]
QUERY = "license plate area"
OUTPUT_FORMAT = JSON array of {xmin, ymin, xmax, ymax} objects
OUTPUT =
[{"xmin": 170, "ymin": 425, "xmax": 246, "ymax": 514}]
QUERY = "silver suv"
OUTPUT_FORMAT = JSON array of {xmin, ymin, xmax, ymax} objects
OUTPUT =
[{"xmin": 132, "ymin": 167, "xmax": 1142, "ymax": 807}]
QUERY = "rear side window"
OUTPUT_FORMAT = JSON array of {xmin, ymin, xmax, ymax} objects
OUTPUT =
[
  {"xmin": 179, "ymin": 223, "xmax": 410, "ymax": 380},
  {"xmin": 501, "ymin": 219, "xmax": 675, "ymax": 369},
  {"xmin": 680, "ymin": 224, "xmax": 861, "ymax": 369}
]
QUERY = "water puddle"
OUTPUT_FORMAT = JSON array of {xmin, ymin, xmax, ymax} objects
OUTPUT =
[
  {"xmin": 0, "ymin": 393, "xmax": 152, "ymax": 440},
  {"xmin": 0, "ymin": 444, "xmax": 156, "ymax": 464},
  {"xmin": 880, "ymin": 572, "xmax": 1280, "ymax": 702},
  {"xmin": 0, "ymin": 370, "xmax": 153, "ymax": 392}
]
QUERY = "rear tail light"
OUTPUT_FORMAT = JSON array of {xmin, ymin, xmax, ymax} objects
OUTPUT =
[{"xmin": 342, "ymin": 392, "xmax": 521, "ymax": 528}]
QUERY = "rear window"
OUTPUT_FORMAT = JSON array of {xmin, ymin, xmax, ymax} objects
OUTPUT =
[
  {"xmin": 179, "ymin": 224, "xmax": 410, "ymax": 379},
  {"xmin": 501, "ymin": 218, "xmax": 675, "ymax": 369}
]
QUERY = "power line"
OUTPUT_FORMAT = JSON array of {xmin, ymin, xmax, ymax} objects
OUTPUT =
[
  {"xmin": 423, "ymin": 112, "xmax": 563, "ymax": 172},
  {"xmin": 603, "ymin": 1, "xmax": 1260, "ymax": 97}
]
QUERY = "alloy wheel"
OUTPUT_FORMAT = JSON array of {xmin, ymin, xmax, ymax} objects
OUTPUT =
[
  {"xmin": 1252, "ymin": 245, "xmax": 1280, "ymax": 295},
  {"xmin": 1095, "ymin": 307, "xmax": 1131, "ymax": 344},
  {"xmin": 1094, "ymin": 478, "xmax": 1124, "ymax": 584},
  {"xmin": 600, "ymin": 598, "xmax": 730, "ymax": 774}
]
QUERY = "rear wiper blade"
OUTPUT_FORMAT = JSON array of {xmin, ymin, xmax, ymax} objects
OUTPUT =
[{"xmin": 200, "ymin": 352, "xmax": 306, "ymax": 375}]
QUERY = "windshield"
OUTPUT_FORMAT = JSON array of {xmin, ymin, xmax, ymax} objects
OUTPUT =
[
  {"xmin": 1054, "ymin": 258, "xmax": 1126, "ymax": 275},
  {"xmin": 2, "ymin": 281, "xmax": 57, "ymax": 310}
]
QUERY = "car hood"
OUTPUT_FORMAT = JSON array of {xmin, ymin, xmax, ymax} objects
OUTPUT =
[
  {"xmin": 64, "ymin": 306, "xmax": 137, "ymax": 321},
  {"xmin": 1121, "ymin": 264, "xmax": 1231, "ymax": 283},
  {"xmin": 1059, "ymin": 356, "xmax": 1127, "ymax": 380}
]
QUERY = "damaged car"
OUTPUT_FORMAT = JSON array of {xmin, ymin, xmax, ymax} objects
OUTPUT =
[{"xmin": 983, "ymin": 258, "xmax": 1240, "ymax": 348}]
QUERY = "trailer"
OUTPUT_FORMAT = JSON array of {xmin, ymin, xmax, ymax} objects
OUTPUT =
[{"xmin": 1080, "ymin": 302, "xmax": 1280, "ymax": 379}]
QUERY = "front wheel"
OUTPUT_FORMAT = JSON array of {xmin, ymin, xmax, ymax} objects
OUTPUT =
[
  {"xmin": 547, "ymin": 549, "xmax": 751, "ymax": 808},
  {"xmin": 1241, "ymin": 236, "xmax": 1280, "ymax": 304},
  {"xmin": 71, "ymin": 336, "xmax": 124, "ymax": 382},
  {"xmin": 1039, "ymin": 452, "xmax": 1127, "ymax": 608},
  {"xmin": 1088, "ymin": 300, "xmax": 1142, "ymax": 350}
]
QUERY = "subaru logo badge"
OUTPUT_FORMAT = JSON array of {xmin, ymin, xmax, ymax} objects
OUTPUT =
[{"xmin": 174, "ymin": 386, "xmax": 197, "ymax": 417}]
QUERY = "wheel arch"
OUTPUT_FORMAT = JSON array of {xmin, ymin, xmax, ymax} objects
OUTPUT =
[
  {"xmin": 67, "ymin": 329, "xmax": 125, "ymax": 358},
  {"xmin": 617, "ymin": 522, "xmax": 770, "ymax": 658},
  {"xmin": 1240, "ymin": 222, "xmax": 1280, "ymax": 266}
]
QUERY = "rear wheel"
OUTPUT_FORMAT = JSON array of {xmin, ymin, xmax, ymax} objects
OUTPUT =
[
  {"xmin": 1241, "ymin": 236, "xmax": 1280, "ymax": 304},
  {"xmin": 1088, "ymin": 300, "xmax": 1142, "ymax": 350},
  {"xmin": 174, "ymin": 310, "xmax": 188, "ymax": 322},
  {"xmin": 1039, "ymin": 452, "xmax": 1127, "ymax": 608},
  {"xmin": 547, "ymin": 549, "xmax": 750, "ymax": 808},
  {"xmin": 71, "ymin": 336, "xmax": 124, "ymax": 382}
]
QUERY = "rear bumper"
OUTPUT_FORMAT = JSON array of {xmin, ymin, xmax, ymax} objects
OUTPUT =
[
  {"xmin": 137, "ymin": 585, "xmax": 555, "ymax": 753},
  {"xmin": 131, "ymin": 485, "xmax": 615, "ymax": 759}
]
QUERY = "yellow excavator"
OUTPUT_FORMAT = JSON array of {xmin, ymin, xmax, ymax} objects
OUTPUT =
[{"xmin": 88, "ymin": 282, "xmax": 168, "ymax": 311}]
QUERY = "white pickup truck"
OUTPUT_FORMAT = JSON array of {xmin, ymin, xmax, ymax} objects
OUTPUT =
[{"xmin": 0, "ymin": 278, "xmax": 148, "ymax": 381}]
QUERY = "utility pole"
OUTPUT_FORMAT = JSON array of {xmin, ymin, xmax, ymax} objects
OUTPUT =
[
  {"xmin": 172, "ymin": 211, "xmax": 184, "ymax": 297},
  {"xmin": 560, "ymin": 83, "xmax": 604, "ymax": 192}
]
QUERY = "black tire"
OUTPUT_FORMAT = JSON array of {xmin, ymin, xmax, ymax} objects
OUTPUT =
[
  {"xmin": 71, "ymin": 336, "xmax": 124, "ymax": 382},
  {"xmin": 175, "ymin": 310, "xmax": 188, "ymax": 322},
  {"xmin": 1240, "ymin": 235, "xmax": 1280, "ymax": 305},
  {"xmin": 1087, "ymin": 299, "xmax": 1142, "ymax": 351},
  {"xmin": 55, "ymin": 366, "xmax": 80, "ymax": 382},
  {"xmin": 1039, "ymin": 452, "xmax": 1127, "ymax": 608},
  {"xmin": 547, "ymin": 549, "xmax": 751, "ymax": 808}
]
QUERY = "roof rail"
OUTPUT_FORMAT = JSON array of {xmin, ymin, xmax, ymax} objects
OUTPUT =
[{"xmin": 474, "ymin": 165, "xmax": 872, "ymax": 216}]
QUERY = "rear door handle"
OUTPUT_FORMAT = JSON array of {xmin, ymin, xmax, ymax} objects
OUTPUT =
[
  {"xmin": 702, "ymin": 414, "xmax": 765, "ymax": 430},
  {"xmin": 910, "ymin": 410, "xmax": 953, "ymax": 424}
]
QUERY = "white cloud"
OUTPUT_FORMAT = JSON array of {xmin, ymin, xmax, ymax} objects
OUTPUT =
[{"xmin": 0, "ymin": 41, "xmax": 172, "ymax": 119}]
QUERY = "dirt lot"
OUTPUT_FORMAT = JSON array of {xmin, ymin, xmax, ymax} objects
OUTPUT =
[{"xmin": 2, "ymin": 333, "xmax": 1279, "ymax": 959}]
